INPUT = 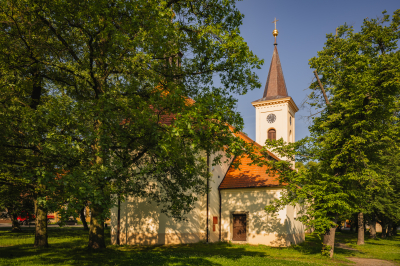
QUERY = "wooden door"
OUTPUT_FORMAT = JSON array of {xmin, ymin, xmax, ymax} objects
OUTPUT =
[{"xmin": 232, "ymin": 214, "xmax": 246, "ymax": 241}]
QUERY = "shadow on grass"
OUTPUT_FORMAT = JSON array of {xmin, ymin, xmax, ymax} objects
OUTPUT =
[
  {"xmin": 363, "ymin": 242, "xmax": 386, "ymax": 246},
  {"xmin": 289, "ymin": 234, "xmax": 323, "ymax": 256},
  {"xmin": 0, "ymin": 228, "xmax": 271, "ymax": 266},
  {"xmin": 334, "ymin": 248, "xmax": 363, "ymax": 257},
  {"xmin": 289, "ymin": 232, "xmax": 365, "ymax": 258}
]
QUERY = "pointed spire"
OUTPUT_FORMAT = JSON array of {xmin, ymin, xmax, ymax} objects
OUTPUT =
[
  {"xmin": 253, "ymin": 19, "xmax": 288, "ymax": 102},
  {"xmin": 262, "ymin": 45, "xmax": 288, "ymax": 99}
]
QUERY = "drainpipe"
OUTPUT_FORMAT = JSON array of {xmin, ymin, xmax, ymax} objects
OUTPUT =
[
  {"xmin": 206, "ymin": 153, "xmax": 209, "ymax": 243},
  {"xmin": 219, "ymin": 189, "xmax": 222, "ymax": 241}
]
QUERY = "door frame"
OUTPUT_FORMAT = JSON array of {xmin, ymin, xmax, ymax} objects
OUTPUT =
[{"xmin": 229, "ymin": 211, "xmax": 249, "ymax": 243}]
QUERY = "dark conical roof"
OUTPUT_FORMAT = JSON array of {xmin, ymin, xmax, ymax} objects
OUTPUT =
[{"xmin": 253, "ymin": 45, "xmax": 288, "ymax": 102}]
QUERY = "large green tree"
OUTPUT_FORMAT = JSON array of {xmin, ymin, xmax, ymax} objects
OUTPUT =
[
  {"xmin": 0, "ymin": 28, "xmax": 78, "ymax": 247},
  {"xmin": 259, "ymin": 10, "xmax": 400, "ymax": 258},
  {"xmin": 0, "ymin": 0, "xmax": 262, "ymax": 248}
]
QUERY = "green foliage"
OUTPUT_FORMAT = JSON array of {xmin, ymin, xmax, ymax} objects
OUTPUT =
[
  {"xmin": 321, "ymin": 244, "xmax": 332, "ymax": 257},
  {"xmin": 0, "ymin": 0, "xmax": 262, "ymax": 246}
]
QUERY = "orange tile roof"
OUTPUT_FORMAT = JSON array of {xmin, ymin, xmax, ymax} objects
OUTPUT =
[{"xmin": 219, "ymin": 132, "xmax": 282, "ymax": 190}]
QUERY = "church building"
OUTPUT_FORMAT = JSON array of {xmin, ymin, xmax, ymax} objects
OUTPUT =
[{"xmin": 110, "ymin": 23, "xmax": 304, "ymax": 247}]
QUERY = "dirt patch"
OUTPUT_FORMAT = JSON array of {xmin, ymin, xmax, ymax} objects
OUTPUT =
[
  {"xmin": 335, "ymin": 242, "xmax": 358, "ymax": 251},
  {"xmin": 0, "ymin": 219, "xmax": 11, "ymax": 224},
  {"xmin": 346, "ymin": 257, "xmax": 397, "ymax": 266}
]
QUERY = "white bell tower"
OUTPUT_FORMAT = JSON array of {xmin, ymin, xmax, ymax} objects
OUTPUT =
[{"xmin": 251, "ymin": 20, "xmax": 298, "ymax": 147}]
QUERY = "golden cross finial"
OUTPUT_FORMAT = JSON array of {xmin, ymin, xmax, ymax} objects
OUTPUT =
[
  {"xmin": 272, "ymin": 18, "xmax": 279, "ymax": 30},
  {"xmin": 272, "ymin": 17, "xmax": 279, "ymax": 44}
]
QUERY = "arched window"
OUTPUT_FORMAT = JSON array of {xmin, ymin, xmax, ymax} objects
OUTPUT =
[{"xmin": 268, "ymin": 129, "xmax": 276, "ymax": 140}]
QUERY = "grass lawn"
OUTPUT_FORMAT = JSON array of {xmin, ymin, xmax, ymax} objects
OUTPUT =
[
  {"xmin": 0, "ymin": 227, "xmax": 399, "ymax": 266},
  {"xmin": 335, "ymin": 230, "xmax": 400, "ymax": 263}
]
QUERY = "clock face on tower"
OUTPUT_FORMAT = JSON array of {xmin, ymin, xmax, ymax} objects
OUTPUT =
[{"xmin": 267, "ymin": 113, "xmax": 276, "ymax": 123}]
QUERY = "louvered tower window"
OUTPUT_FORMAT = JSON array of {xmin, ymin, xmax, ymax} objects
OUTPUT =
[{"xmin": 268, "ymin": 129, "xmax": 276, "ymax": 140}]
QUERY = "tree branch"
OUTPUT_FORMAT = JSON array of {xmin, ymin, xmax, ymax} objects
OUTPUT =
[
  {"xmin": 314, "ymin": 70, "xmax": 331, "ymax": 106},
  {"xmin": 36, "ymin": 14, "xmax": 82, "ymax": 65}
]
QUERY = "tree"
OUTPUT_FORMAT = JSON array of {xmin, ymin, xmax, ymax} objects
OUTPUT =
[
  {"xmin": 80, "ymin": 204, "xmax": 89, "ymax": 231},
  {"xmin": 0, "ymin": 174, "xmax": 34, "ymax": 232},
  {"xmin": 0, "ymin": 1, "xmax": 91, "ymax": 246},
  {"xmin": 259, "ymin": 9, "xmax": 400, "ymax": 258},
  {"xmin": 0, "ymin": 0, "xmax": 262, "ymax": 248},
  {"xmin": 367, "ymin": 145, "xmax": 400, "ymax": 238}
]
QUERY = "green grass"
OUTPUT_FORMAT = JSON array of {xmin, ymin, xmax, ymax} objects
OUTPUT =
[
  {"xmin": 0, "ymin": 228, "xmax": 399, "ymax": 266},
  {"xmin": 335, "ymin": 230, "xmax": 400, "ymax": 264}
]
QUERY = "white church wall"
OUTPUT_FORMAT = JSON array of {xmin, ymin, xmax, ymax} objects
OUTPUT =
[
  {"xmin": 111, "ymin": 191, "xmax": 207, "ymax": 245},
  {"xmin": 284, "ymin": 204, "xmax": 306, "ymax": 245},
  {"xmin": 220, "ymin": 187, "xmax": 305, "ymax": 246},
  {"xmin": 110, "ymin": 151, "xmax": 233, "ymax": 246}
]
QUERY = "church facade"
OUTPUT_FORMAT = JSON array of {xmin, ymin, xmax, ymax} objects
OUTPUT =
[{"xmin": 110, "ymin": 28, "xmax": 305, "ymax": 247}]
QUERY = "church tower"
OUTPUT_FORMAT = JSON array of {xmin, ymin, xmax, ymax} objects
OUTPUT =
[{"xmin": 251, "ymin": 19, "xmax": 299, "ymax": 146}]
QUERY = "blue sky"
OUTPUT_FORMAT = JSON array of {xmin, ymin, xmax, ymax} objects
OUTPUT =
[{"xmin": 233, "ymin": 0, "xmax": 399, "ymax": 141}]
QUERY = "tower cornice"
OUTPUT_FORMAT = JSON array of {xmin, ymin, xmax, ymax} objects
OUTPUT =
[{"xmin": 251, "ymin": 97, "xmax": 299, "ymax": 113}]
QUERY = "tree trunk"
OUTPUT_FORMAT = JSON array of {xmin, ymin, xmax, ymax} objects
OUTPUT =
[
  {"xmin": 357, "ymin": 212, "xmax": 364, "ymax": 245},
  {"xmin": 323, "ymin": 218, "xmax": 337, "ymax": 258},
  {"xmin": 117, "ymin": 195, "xmax": 121, "ymax": 245},
  {"xmin": 367, "ymin": 216, "xmax": 377, "ymax": 239},
  {"xmin": 387, "ymin": 222, "xmax": 393, "ymax": 237},
  {"xmin": 10, "ymin": 212, "xmax": 21, "ymax": 232},
  {"xmin": 392, "ymin": 223, "xmax": 398, "ymax": 236},
  {"xmin": 88, "ymin": 204, "xmax": 106, "ymax": 249},
  {"xmin": 80, "ymin": 207, "xmax": 89, "ymax": 230},
  {"xmin": 34, "ymin": 199, "xmax": 48, "ymax": 247},
  {"xmin": 381, "ymin": 222, "xmax": 387, "ymax": 239}
]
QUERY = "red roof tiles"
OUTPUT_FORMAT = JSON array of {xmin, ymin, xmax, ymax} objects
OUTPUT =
[{"xmin": 219, "ymin": 132, "xmax": 282, "ymax": 190}]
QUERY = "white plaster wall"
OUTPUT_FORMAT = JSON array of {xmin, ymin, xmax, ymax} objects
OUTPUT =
[
  {"xmin": 287, "ymin": 106, "xmax": 295, "ymax": 143},
  {"xmin": 254, "ymin": 98, "xmax": 297, "ymax": 147},
  {"xmin": 110, "ymin": 151, "xmax": 233, "ymax": 245},
  {"xmin": 220, "ymin": 187, "xmax": 305, "ymax": 246},
  {"xmin": 285, "ymin": 203, "xmax": 306, "ymax": 244},
  {"xmin": 111, "ymin": 191, "xmax": 207, "ymax": 245}
]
